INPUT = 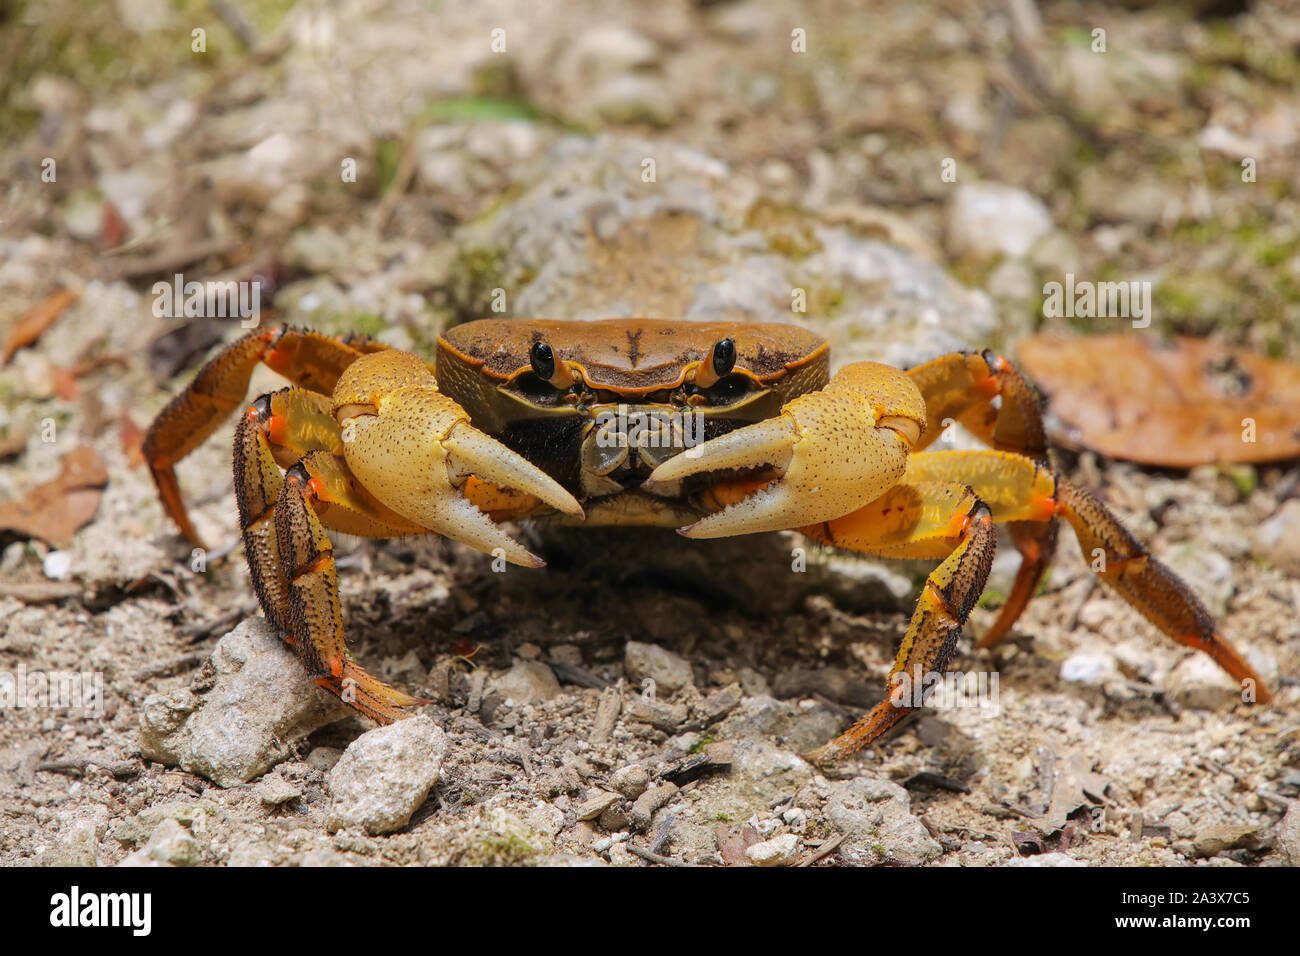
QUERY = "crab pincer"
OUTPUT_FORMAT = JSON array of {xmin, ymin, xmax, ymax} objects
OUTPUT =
[
  {"xmin": 333, "ymin": 350, "xmax": 583, "ymax": 567},
  {"xmin": 646, "ymin": 361, "xmax": 926, "ymax": 538}
]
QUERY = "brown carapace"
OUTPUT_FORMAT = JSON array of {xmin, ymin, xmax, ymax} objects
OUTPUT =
[{"xmin": 142, "ymin": 320, "xmax": 1271, "ymax": 762}]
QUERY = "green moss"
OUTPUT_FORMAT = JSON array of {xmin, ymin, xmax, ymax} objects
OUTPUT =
[
  {"xmin": 745, "ymin": 201, "xmax": 824, "ymax": 261},
  {"xmin": 374, "ymin": 138, "xmax": 403, "ymax": 194},
  {"xmin": 690, "ymin": 734, "xmax": 716, "ymax": 755},
  {"xmin": 463, "ymin": 831, "xmax": 539, "ymax": 867},
  {"xmin": 445, "ymin": 246, "xmax": 510, "ymax": 323}
]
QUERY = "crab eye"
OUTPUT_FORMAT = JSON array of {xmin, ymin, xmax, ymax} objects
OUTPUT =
[
  {"xmin": 694, "ymin": 337, "xmax": 738, "ymax": 389},
  {"xmin": 712, "ymin": 338, "xmax": 736, "ymax": 377},
  {"xmin": 527, "ymin": 340, "xmax": 574, "ymax": 391},
  {"xmin": 530, "ymin": 341, "xmax": 555, "ymax": 380}
]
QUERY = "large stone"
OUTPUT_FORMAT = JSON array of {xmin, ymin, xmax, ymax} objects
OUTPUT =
[
  {"xmin": 825, "ymin": 776, "xmax": 942, "ymax": 865},
  {"xmin": 138, "ymin": 618, "xmax": 349, "ymax": 787}
]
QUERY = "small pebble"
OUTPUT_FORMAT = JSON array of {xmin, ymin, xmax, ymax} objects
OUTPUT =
[{"xmin": 745, "ymin": 834, "xmax": 800, "ymax": 867}]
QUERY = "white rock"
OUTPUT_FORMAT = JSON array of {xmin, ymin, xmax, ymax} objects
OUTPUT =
[
  {"xmin": 1167, "ymin": 653, "xmax": 1242, "ymax": 710},
  {"xmin": 42, "ymin": 550, "xmax": 72, "ymax": 581},
  {"xmin": 327, "ymin": 716, "xmax": 448, "ymax": 835},
  {"xmin": 569, "ymin": 25, "xmax": 661, "ymax": 79},
  {"xmin": 490, "ymin": 661, "xmax": 560, "ymax": 706},
  {"xmin": 142, "ymin": 818, "xmax": 201, "ymax": 866},
  {"xmin": 1253, "ymin": 500, "xmax": 1300, "ymax": 576},
  {"xmin": 745, "ymin": 833, "xmax": 800, "ymax": 867},
  {"xmin": 1004, "ymin": 852, "xmax": 1084, "ymax": 867},
  {"xmin": 255, "ymin": 771, "xmax": 301, "ymax": 806},
  {"xmin": 1060, "ymin": 652, "xmax": 1120, "ymax": 686},
  {"xmin": 947, "ymin": 183, "xmax": 1053, "ymax": 259},
  {"xmin": 50, "ymin": 804, "xmax": 110, "ymax": 866}
]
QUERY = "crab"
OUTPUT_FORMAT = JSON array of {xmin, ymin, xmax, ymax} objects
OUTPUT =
[{"xmin": 142, "ymin": 320, "xmax": 1271, "ymax": 762}]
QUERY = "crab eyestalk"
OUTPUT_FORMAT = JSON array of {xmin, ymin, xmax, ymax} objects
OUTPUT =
[{"xmin": 693, "ymin": 337, "xmax": 737, "ymax": 389}]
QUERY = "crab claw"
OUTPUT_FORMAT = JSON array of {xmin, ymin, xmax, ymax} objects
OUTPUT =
[
  {"xmin": 339, "ymin": 371, "xmax": 581, "ymax": 566},
  {"xmin": 646, "ymin": 362, "xmax": 924, "ymax": 538}
]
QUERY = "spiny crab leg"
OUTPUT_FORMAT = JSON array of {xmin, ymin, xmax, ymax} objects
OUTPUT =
[
  {"xmin": 645, "ymin": 361, "xmax": 925, "ymax": 538},
  {"xmin": 335, "ymin": 351, "xmax": 582, "ymax": 567}
]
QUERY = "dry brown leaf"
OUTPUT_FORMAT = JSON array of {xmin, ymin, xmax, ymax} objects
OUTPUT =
[
  {"xmin": 1, "ymin": 288, "xmax": 80, "ymax": 366},
  {"xmin": 714, "ymin": 824, "xmax": 760, "ymax": 867},
  {"xmin": 1034, "ymin": 754, "xmax": 1111, "ymax": 834},
  {"xmin": 0, "ymin": 446, "xmax": 108, "ymax": 547},
  {"xmin": 1017, "ymin": 334, "xmax": 1300, "ymax": 467},
  {"xmin": 100, "ymin": 200, "xmax": 127, "ymax": 251}
]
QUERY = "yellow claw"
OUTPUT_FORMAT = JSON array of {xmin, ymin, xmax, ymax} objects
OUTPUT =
[
  {"xmin": 646, "ymin": 361, "xmax": 925, "ymax": 538},
  {"xmin": 337, "ymin": 352, "xmax": 581, "ymax": 567}
]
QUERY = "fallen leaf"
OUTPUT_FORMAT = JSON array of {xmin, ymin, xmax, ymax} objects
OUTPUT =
[
  {"xmin": 1033, "ymin": 754, "xmax": 1110, "ymax": 834},
  {"xmin": 0, "ymin": 446, "xmax": 108, "ymax": 547},
  {"xmin": 1017, "ymin": 334, "xmax": 1300, "ymax": 466},
  {"xmin": 715, "ymin": 824, "xmax": 760, "ymax": 867},
  {"xmin": 1, "ymin": 288, "xmax": 80, "ymax": 366}
]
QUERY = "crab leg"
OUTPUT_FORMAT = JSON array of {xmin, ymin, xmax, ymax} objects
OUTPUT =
[
  {"xmin": 233, "ymin": 384, "xmax": 563, "ymax": 724},
  {"xmin": 335, "ymin": 350, "xmax": 583, "ymax": 567},
  {"xmin": 795, "ymin": 481, "xmax": 997, "ymax": 762},
  {"xmin": 645, "ymin": 362, "xmax": 925, "ymax": 537},
  {"xmin": 235, "ymin": 393, "xmax": 431, "ymax": 720},
  {"xmin": 1056, "ymin": 479, "xmax": 1271, "ymax": 704},
  {"xmin": 903, "ymin": 449, "xmax": 1271, "ymax": 702},
  {"xmin": 906, "ymin": 350, "xmax": 1059, "ymax": 642},
  {"xmin": 234, "ymin": 388, "xmax": 426, "ymax": 629},
  {"xmin": 272, "ymin": 458, "xmax": 428, "ymax": 722},
  {"xmin": 143, "ymin": 325, "xmax": 390, "ymax": 546}
]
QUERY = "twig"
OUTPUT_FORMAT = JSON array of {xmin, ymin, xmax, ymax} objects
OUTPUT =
[
  {"xmin": 0, "ymin": 581, "xmax": 82, "ymax": 604},
  {"xmin": 796, "ymin": 833, "xmax": 846, "ymax": 867},
  {"xmin": 626, "ymin": 845, "xmax": 688, "ymax": 867},
  {"xmin": 38, "ymin": 757, "xmax": 139, "ymax": 779}
]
